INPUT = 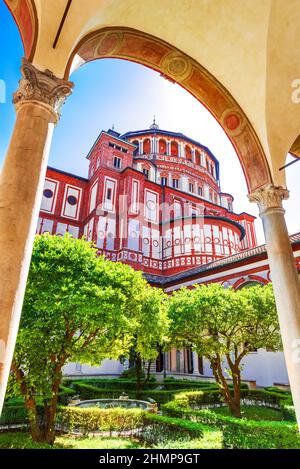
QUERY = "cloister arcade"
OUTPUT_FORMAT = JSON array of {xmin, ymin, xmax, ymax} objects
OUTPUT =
[{"xmin": 1, "ymin": 0, "xmax": 300, "ymax": 430}]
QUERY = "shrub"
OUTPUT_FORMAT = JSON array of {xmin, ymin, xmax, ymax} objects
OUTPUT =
[
  {"xmin": 120, "ymin": 367, "xmax": 145, "ymax": 380},
  {"xmin": 137, "ymin": 413, "xmax": 204, "ymax": 445},
  {"xmin": 264, "ymin": 386, "xmax": 290, "ymax": 395},
  {"xmin": 58, "ymin": 385, "xmax": 76, "ymax": 405},
  {"xmin": 173, "ymin": 390, "xmax": 223, "ymax": 408},
  {"xmin": 0, "ymin": 406, "xmax": 28, "ymax": 426},
  {"xmin": 162, "ymin": 379, "xmax": 248, "ymax": 391},
  {"xmin": 171, "ymin": 388, "xmax": 291, "ymax": 410},
  {"xmin": 281, "ymin": 403, "xmax": 296, "ymax": 422},
  {"xmin": 71, "ymin": 379, "xmax": 157, "ymax": 391},
  {"xmin": 58, "ymin": 406, "xmax": 146, "ymax": 435},
  {"xmin": 162, "ymin": 398, "xmax": 300, "ymax": 449},
  {"xmin": 71, "ymin": 381, "xmax": 195, "ymax": 405},
  {"xmin": 3, "ymin": 397, "xmax": 25, "ymax": 407}
]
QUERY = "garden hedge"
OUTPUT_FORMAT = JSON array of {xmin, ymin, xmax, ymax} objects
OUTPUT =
[
  {"xmin": 137, "ymin": 413, "xmax": 204, "ymax": 445},
  {"xmin": 162, "ymin": 391, "xmax": 300, "ymax": 449},
  {"xmin": 58, "ymin": 406, "xmax": 146, "ymax": 435},
  {"xmin": 58, "ymin": 406, "xmax": 206, "ymax": 446},
  {"xmin": 0, "ymin": 406, "xmax": 28, "ymax": 427},
  {"xmin": 70, "ymin": 381, "xmax": 207, "ymax": 404}
]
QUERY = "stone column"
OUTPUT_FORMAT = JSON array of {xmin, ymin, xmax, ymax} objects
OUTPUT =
[
  {"xmin": 163, "ymin": 352, "xmax": 169, "ymax": 378},
  {"xmin": 249, "ymin": 184, "xmax": 300, "ymax": 429},
  {"xmin": 139, "ymin": 139, "xmax": 143, "ymax": 155},
  {"xmin": 0, "ymin": 58, "xmax": 73, "ymax": 413},
  {"xmin": 192, "ymin": 351, "xmax": 199, "ymax": 375}
]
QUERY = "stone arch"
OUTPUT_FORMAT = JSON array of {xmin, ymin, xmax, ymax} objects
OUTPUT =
[
  {"xmin": 4, "ymin": 0, "xmax": 38, "ymax": 61},
  {"xmin": 65, "ymin": 27, "xmax": 272, "ymax": 193},
  {"xmin": 233, "ymin": 276, "xmax": 267, "ymax": 290}
]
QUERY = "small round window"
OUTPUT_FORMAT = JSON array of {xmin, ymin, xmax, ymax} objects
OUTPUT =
[
  {"xmin": 67, "ymin": 195, "xmax": 77, "ymax": 206},
  {"xmin": 43, "ymin": 189, "xmax": 53, "ymax": 198}
]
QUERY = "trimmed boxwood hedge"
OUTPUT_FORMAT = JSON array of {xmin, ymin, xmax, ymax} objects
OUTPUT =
[
  {"xmin": 172, "ymin": 388, "xmax": 295, "ymax": 411},
  {"xmin": 0, "ymin": 406, "xmax": 28, "ymax": 427},
  {"xmin": 162, "ymin": 390, "xmax": 299, "ymax": 449},
  {"xmin": 58, "ymin": 385, "xmax": 76, "ymax": 405},
  {"xmin": 137, "ymin": 413, "xmax": 204, "ymax": 445},
  {"xmin": 70, "ymin": 381, "xmax": 208, "ymax": 405},
  {"xmin": 58, "ymin": 406, "xmax": 206, "ymax": 445},
  {"xmin": 66, "ymin": 379, "xmax": 158, "ymax": 391},
  {"xmin": 58, "ymin": 406, "xmax": 146, "ymax": 435},
  {"xmin": 163, "ymin": 401, "xmax": 300, "ymax": 449}
]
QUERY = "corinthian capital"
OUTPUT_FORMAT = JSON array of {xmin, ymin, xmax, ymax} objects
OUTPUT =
[
  {"xmin": 248, "ymin": 184, "xmax": 289, "ymax": 215},
  {"xmin": 13, "ymin": 58, "xmax": 74, "ymax": 121}
]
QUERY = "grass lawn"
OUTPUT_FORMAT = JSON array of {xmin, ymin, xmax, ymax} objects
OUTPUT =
[
  {"xmin": 213, "ymin": 405, "xmax": 283, "ymax": 421},
  {"xmin": 0, "ymin": 432, "xmax": 145, "ymax": 449},
  {"xmin": 0, "ymin": 428, "xmax": 223, "ymax": 449}
]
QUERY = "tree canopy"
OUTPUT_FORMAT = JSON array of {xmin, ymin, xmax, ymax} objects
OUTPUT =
[
  {"xmin": 167, "ymin": 283, "xmax": 281, "ymax": 417},
  {"xmin": 9, "ymin": 234, "xmax": 167, "ymax": 443}
]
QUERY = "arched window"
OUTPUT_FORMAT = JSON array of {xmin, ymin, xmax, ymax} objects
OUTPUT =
[
  {"xmin": 236, "ymin": 281, "xmax": 264, "ymax": 290},
  {"xmin": 143, "ymin": 138, "xmax": 151, "ymax": 154},
  {"xmin": 171, "ymin": 140, "xmax": 179, "ymax": 156},
  {"xmin": 195, "ymin": 150, "xmax": 201, "ymax": 165},
  {"xmin": 158, "ymin": 139, "xmax": 167, "ymax": 155},
  {"xmin": 185, "ymin": 145, "xmax": 192, "ymax": 161},
  {"xmin": 132, "ymin": 140, "xmax": 139, "ymax": 156}
]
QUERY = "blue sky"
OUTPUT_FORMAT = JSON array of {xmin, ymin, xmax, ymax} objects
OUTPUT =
[{"xmin": 1, "ymin": 1, "xmax": 299, "ymax": 244}]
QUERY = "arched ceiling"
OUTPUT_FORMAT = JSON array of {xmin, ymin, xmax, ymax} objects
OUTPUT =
[{"xmin": 4, "ymin": 0, "xmax": 300, "ymax": 190}]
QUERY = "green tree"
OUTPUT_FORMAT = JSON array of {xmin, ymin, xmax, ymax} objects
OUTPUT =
[
  {"xmin": 127, "ymin": 286, "xmax": 169, "ymax": 394},
  {"xmin": 8, "ymin": 234, "xmax": 152, "ymax": 444},
  {"xmin": 168, "ymin": 283, "xmax": 281, "ymax": 418}
]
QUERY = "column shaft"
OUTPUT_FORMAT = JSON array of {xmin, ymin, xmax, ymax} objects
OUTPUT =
[
  {"xmin": 250, "ymin": 185, "xmax": 300, "ymax": 430},
  {"xmin": 0, "ymin": 59, "xmax": 73, "ymax": 413}
]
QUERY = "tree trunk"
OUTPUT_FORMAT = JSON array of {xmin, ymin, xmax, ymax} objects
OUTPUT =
[
  {"xmin": 135, "ymin": 353, "xmax": 143, "ymax": 397},
  {"xmin": 30, "ymin": 373, "xmax": 61, "ymax": 444},
  {"xmin": 230, "ymin": 366, "xmax": 242, "ymax": 418},
  {"xmin": 210, "ymin": 355, "xmax": 242, "ymax": 418},
  {"xmin": 24, "ymin": 397, "xmax": 40, "ymax": 441}
]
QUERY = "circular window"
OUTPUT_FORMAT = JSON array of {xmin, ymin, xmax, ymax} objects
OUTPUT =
[
  {"xmin": 67, "ymin": 195, "xmax": 77, "ymax": 206},
  {"xmin": 130, "ymin": 231, "xmax": 138, "ymax": 238},
  {"xmin": 146, "ymin": 200, "xmax": 156, "ymax": 211},
  {"xmin": 43, "ymin": 189, "xmax": 53, "ymax": 198}
]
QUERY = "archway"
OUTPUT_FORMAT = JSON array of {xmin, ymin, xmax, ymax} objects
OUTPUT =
[
  {"xmin": 2, "ymin": 8, "xmax": 300, "ymax": 431},
  {"xmin": 65, "ymin": 27, "xmax": 272, "ymax": 194}
]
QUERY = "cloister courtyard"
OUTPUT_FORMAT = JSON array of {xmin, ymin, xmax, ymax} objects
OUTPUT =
[{"xmin": 1, "ymin": 0, "xmax": 300, "ymax": 455}]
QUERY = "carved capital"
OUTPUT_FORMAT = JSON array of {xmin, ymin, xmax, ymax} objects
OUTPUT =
[
  {"xmin": 248, "ymin": 184, "xmax": 289, "ymax": 216},
  {"xmin": 13, "ymin": 58, "xmax": 74, "ymax": 121}
]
